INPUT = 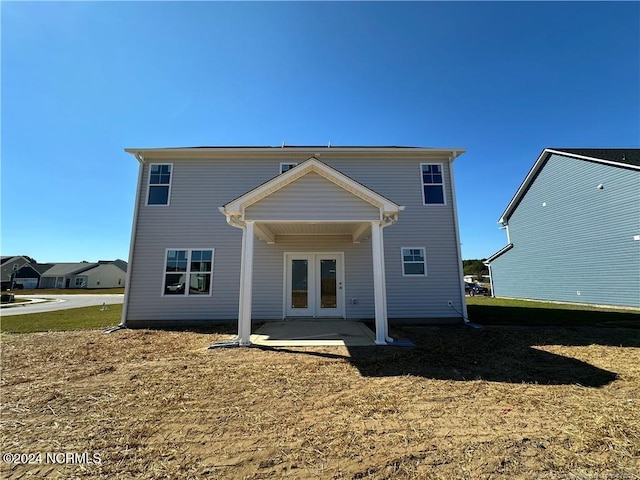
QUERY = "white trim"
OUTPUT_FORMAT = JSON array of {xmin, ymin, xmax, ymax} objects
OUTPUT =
[
  {"xmin": 161, "ymin": 248, "xmax": 215, "ymax": 297},
  {"xmin": 485, "ymin": 243, "xmax": 514, "ymax": 264},
  {"xmin": 283, "ymin": 252, "xmax": 345, "ymax": 318},
  {"xmin": 145, "ymin": 163, "xmax": 173, "ymax": 206},
  {"xmin": 242, "ymin": 219, "xmax": 381, "ymax": 224},
  {"xmin": 126, "ymin": 146, "xmax": 467, "ymax": 160},
  {"xmin": 400, "ymin": 247, "xmax": 427, "ymax": 277},
  {"xmin": 420, "ymin": 163, "xmax": 447, "ymax": 206},
  {"xmin": 545, "ymin": 149, "xmax": 640, "ymax": 171}
]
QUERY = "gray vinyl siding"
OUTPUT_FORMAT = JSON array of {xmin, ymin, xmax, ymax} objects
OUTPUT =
[
  {"xmin": 245, "ymin": 172, "xmax": 380, "ymax": 221},
  {"xmin": 491, "ymin": 154, "xmax": 640, "ymax": 308},
  {"xmin": 125, "ymin": 154, "xmax": 464, "ymax": 326}
]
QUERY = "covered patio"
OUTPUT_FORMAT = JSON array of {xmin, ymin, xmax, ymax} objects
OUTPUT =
[{"xmin": 219, "ymin": 157, "xmax": 404, "ymax": 346}]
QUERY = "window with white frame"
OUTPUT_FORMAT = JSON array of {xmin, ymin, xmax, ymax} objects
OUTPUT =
[
  {"xmin": 421, "ymin": 163, "xmax": 445, "ymax": 205},
  {"xmin": 164, "ymin": 249, "xmax": 214, "ymax": 296},
  {"xmin": 147, "ymin": 164, "xmax": 172, "ymax": 205},
  {"xmin": 74, "ymin": 277, "xmax": 85, "ymax": 287},
  {"xmin": 401, "ymin": 247, "xmax": 427, "ymax": 276},
  {"xmin": 280, "ymin": 162, "xmax": 298, "ymax": 174}
]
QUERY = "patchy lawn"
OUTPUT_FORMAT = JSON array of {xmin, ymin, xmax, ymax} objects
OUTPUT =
[{"xmin": 1, "ymin": 325, "xmax": 639, "ymax": 479}]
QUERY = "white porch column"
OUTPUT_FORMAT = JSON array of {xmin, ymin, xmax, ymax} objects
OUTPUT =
[
  {"xmin": 237, "ymin": 221, "xmax": 255, "ymax": 346},
  {"xmin": 371, "ymin": 221, "xmax": 388, "ymax": 345},
  {"xmin": 378, "ymin": 226, "xmax": 393, "ymax": 343}
]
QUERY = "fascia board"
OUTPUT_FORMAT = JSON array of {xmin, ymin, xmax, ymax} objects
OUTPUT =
[
  {"xmin": 498, "ymin": 149, "xmax": 551, "ymax": 224},
  {"xmin": 485, "ymin": 243, "xmax": 514, "ymax": 264},
  {"xmin": 124, "ymin": 147, "xmax": 467, "ymax": 161},
  {"xmin": 545, "ymin": 149, "xmax": 640, "ymax": 171},
  {"xmin": 499, "ymin": 148, "xmax": 640, "ymax": 225}
]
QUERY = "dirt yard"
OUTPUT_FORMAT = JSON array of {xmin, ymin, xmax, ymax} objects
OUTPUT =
[{"xmin": 1, "ymin": 324, "xmax": 639, "ymax": 479}]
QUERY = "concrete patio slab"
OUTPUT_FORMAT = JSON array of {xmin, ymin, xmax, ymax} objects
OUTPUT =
[{"xmin": 250, "ymin": 320, "xmax": 376, "ymax": 347}]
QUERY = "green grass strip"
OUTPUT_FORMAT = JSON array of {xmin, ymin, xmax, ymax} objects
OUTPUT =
[
  {"xmin": 1, "ymin": 304, "xmax": 122, "ymax": 334},
  {"xmin": 466, "ymin": 297, "xmax": 639, "ymax": 327}
]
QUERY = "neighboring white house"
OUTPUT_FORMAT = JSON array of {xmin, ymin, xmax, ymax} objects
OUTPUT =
[
  {"xmin": 121, "ymin": 146, "xmax": 468, "ymax": 345},
  {"xmin": 37, "ymin": 260, "xmax": 127, "ymax": 289}
]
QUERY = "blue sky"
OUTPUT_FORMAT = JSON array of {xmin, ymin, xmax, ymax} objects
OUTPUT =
[{"xmin": 2, "ymin": 1, "xmax": 638, "ymax": 263}]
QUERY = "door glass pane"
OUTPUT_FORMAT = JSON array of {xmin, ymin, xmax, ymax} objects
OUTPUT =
[
  {"xmin": 320, "ymin": 259, "xmax": 337, "ymax": 308},
  {"xmin": 291, "ymin": 260, "xmax": 308, "ymax": 308}
]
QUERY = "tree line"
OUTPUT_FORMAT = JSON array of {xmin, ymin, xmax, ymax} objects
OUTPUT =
[{"xmin": 463, "ymin": 259, "xmax": 488, "ymax": 281}]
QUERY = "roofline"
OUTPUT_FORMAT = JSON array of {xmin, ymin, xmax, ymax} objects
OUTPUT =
[
  {"xmin": 498, "ymin": 148, "xmax": 640, "ymax": 224},
  {"xmin": 222, "ymin": 156, "xmax": 404, "ymax": 217},
  {"xmin": 124, "ymin": 146, "xmax": 466, "ymax": 162},
  {"xmin": 485, "ymin": 243, "xmax": 514, "ymax": 264},
  {"xmin": 546, "ymin": 149, "xmax": 640, "ymax": 170}
]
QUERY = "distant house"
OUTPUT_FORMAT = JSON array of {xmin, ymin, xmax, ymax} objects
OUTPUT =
[
  {"xmin": 1, "ymin": 256, "xmax": 35, "ymax": 290},
  {"xmin": 486, "ymin": 148, "xmax": 640, "ymax": 308},
  {"xmin": 13, "ymin": 263, "xmax": 53, "ymax": 289},
  {"xmin": 34, "ymin": 260, "xmax": 127, "ymax": 289}
]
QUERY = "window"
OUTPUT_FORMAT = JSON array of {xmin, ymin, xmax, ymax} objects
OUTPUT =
[
  {"xmin": 74, "ymin": 277, "xmax": 85, "ymax": 287},
  {"xmin": 147, "ymin": 164, "xmax": 172, "ymax": 205},
  {"xmin": 164, "ymin": 249, "xmax": 214, "ymax": 296},
  {"xmin": 401, "ymin": 248, "xmax": 427, "ymax": 276},
  {"xmin": 280, "ymin": 162, "xmax": 298, "ymax": 174},
  {"xmin": 421, "ymin": 163, "xmax": 445, "ymax": 205}
]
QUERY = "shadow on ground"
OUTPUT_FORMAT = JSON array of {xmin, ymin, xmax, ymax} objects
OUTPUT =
[
  {"xmin": 248, "ymin": 324, "xmax": 639, "ymax": 387},
  {"xmin": 142, "ymin": 320, "xmax": 640, "ymax": 387},
  {"xmin": 468, "ymin": 303, "xmax": 639, "ymax": 329}
]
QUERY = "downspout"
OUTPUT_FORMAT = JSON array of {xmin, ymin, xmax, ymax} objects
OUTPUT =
[
  {"xmin": 208, "ymin": 209, "xmax": 246, "ymax": 348},
  {"xmin": 447, "ymin": 152, "xmax": 470, "ymax": 323},
  {"xmin": 115, "ymin": 152, "xmax": 145, "ymax": 330},
  {"xmin": 380, "ymin": 214, "xmax": 399, "ymax": 343},
  {"xmin": 486, "ymin": 261, "xmax": 495, "ymax": 298}
]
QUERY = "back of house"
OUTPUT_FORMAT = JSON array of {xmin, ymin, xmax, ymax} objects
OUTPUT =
[
  {"xmin": 487, "ymin": 148, "xmax": 640, "ymax": 308},
  {"xmin": 121, "ymin": 146, "xmax": 468, "ymax": 341}
]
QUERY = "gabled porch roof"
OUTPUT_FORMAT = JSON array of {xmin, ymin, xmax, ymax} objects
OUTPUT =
[{"xmin": 220, "ymin": 157, "xmax": 404, "ymax": 243}]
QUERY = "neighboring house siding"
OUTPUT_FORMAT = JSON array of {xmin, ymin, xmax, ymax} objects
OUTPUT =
[
  {"xmin": 491, "ymin": 154, "xmax": 640, "ymax": 308},
  {"xmin": 125, "ymin": 154, "xmax": 464, "ymax": 324},
  {"xmin": 245, "ymin": 172, "xmax": 380, "ymax": 221},
  {"xmin": 74, "ymin": 264, "xmax": 126, "ymax": 288}
]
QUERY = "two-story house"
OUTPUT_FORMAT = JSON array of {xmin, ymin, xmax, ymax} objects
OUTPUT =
[
  {"xmin": 121, "ymin": 146, "xmax": 467, "ymax": 344},
  {"xmin": 486, "ymin": 148, "xmax": 640, "ymax": 308}
]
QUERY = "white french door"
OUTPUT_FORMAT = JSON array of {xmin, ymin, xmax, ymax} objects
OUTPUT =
[{"xmin": 285, "ymin": 253, "xmax": 344, "ymax": 318}]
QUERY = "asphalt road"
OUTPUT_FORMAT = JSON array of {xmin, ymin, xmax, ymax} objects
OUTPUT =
[{"xmin": 0, "ymin": 294, "xmax": 124, "ymax": 316}]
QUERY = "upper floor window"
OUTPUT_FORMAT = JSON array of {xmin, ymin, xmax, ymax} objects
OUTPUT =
[
  {"xmin": 280, "ymin": 162, "xmax": 298, "ymax": 174},
  {"xmin": 147, "ymin": 164, "xmax": 172, "ymax": 205},
  {"xmin": 421, "ymin": 163, "xmax": 445, "ymax": 205},
  {"xmin": 401, "ymin": 247, "xmax": 427, "ymax": 276},
  {"xmin": 164, "ymin": 249, "xmax": 214, "ymax": 296}
]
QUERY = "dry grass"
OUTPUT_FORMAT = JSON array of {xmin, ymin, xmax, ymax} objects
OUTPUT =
[{"xmin": 1, "ymin": 325, "xmax": 639, "ymax": 479}]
